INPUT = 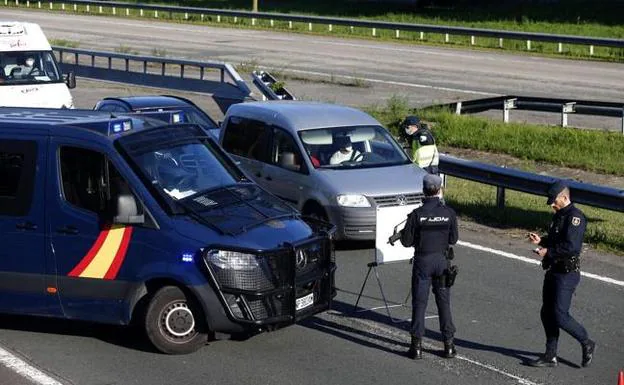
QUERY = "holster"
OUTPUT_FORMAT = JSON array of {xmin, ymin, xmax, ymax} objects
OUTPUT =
[{"xmin": 444, "ymin": 265, "xmax": 458, "ymax": 287}]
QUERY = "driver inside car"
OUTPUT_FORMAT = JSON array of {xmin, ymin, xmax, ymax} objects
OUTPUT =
[{"xmin": 329, "ymin": 136, "xmax": 362, "ymax": 165}]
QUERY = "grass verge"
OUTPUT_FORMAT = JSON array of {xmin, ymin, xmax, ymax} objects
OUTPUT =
[
  {"xmin": 445, "ymin": 176, "xmax": 624, "ymax": 255},
  {"xmin": 366, "ymin": 98, "xmax": 624, "ymax": 176}
]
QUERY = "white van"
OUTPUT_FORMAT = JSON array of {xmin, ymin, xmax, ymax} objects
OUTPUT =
[{"xmin": 0, "ymin": 21, "xmax": 76, "ymax": 108}]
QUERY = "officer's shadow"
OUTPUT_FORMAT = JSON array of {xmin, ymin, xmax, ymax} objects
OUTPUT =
[{"xmin": 303, "ymin": 299, "xmax": 579, "ymax": 368}]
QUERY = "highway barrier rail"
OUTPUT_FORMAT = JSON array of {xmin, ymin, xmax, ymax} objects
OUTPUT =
[
  {"xmin": 7, "ymin": 0, "xmax": 624, "ymax": 57},
  {"xmin": 439, "ymin": 155, "xmax": 624, "ymax": 213},
  {"xmin": 53, "ymin": 46, "xmax": 252, "ymax": 113},
  {"xmin": 441, "ymin": 96, "xmax": 624, "ymax": 134}
]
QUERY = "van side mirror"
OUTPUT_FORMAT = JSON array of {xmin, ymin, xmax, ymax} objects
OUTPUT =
[
  {"xmin": 114, "ymin": 194, "xmax": 145, "ymax": 224},
  {"xmin": 64, "ymin": 71, "xmax": 76, "ymax": 89}
]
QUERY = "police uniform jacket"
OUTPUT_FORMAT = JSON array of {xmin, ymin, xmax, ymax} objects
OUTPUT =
[
  {"xmin": 400, "ymin": 197, "xmax": 458, "ymax": 256},
  {"xmin": 539, "ymin": 203, "xmax": 586, "ymax": 273}
]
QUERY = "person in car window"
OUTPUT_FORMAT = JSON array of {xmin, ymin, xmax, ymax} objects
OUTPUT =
[{"xmin": 329, "ymin": 136, "xmax": 361, "ymax": 165}]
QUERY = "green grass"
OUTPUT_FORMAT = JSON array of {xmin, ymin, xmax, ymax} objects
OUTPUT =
[
  {"xmin": 5, "ymin": 0, "xmax": 624, "ymax": 61},
  {"xmin": 366, "ymin": 99, "xmax": 624, "ymax": 176},
  {"xmin": 49, "ymin": 38, "xmax": 80, "ymax": 48},
  {"xmin": 445, "ymin": 176, "xmax": 624, "ymax": 255}
]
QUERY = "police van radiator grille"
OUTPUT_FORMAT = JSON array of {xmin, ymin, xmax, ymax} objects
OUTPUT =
[{"xmin": 373, "ymin": 193, "xmax": 424, "ymax": 207}]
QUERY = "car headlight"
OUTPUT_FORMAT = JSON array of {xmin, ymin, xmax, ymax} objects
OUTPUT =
[
  {"xmin": 337, "ymin": 194, "xmax": 371, "ymax": 207},
  {"xmin": 205, "ymin": 250, "xmax": 260, "ymax": 271}
]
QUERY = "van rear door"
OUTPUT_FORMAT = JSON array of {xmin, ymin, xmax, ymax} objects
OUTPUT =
[{"xmin": 0, "ymin": 136, "xmax": 50, "ymax": 315}]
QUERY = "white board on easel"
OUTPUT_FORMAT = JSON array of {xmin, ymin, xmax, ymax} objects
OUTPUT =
[{"xmin": 375, "ymin": 204, "xmax": 420, "ymax": 264}]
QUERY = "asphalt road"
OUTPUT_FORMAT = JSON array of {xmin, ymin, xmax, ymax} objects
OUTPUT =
[
  {"xmin": 0, "ymin": 7, "xmax": 623, "ymax": 385},
  {"xmin": 0, "ymin": 224, "xmax": 622, "ymax": 385}
]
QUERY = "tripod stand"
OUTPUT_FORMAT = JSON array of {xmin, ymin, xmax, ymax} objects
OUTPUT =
[{"xmin": 352, "ymin": 261, "xmax": 411, "ymax": 324}]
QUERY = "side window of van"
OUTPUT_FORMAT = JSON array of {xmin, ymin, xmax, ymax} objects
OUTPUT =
[
  {"xmin": 271, "ymin": 129, "xmax": 304, "ymax": 172},
  {"xmin": 222, "ymin": 117, "xmax": 269, "ymax": 161},
  {"xmin": 0, "ymin": 140, "xmax": 37, "ymax": 216},
  {"xmin": 59, "ymin": 147, "xmax": 138, "ymax": 218}
]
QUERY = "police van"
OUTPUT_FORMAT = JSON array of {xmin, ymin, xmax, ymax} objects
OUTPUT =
[
  {"xmin": 0, "ymin": 107, "xmax": 335, "ymax": 354},
  {"xmin": 0, "ymin": 21, "xmax": 76, "ymax": 108}
]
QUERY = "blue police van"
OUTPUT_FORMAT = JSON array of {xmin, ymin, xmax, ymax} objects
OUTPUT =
[{"xmin": 0, "ymin": 107, "xmax": 336, "ymax": 354}]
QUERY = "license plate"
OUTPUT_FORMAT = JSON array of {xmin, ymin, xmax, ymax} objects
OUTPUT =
[{"xmin": 296, "ymin": 293, "xmax": 314, "ymax": 311}]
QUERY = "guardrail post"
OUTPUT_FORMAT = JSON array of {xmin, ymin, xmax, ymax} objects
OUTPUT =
[
  {"xmin": 561, "ymin": 102, "xmax": 576, "ymax": 127},
  {"xmin": 328, "ymin": 24, "xmax": 332, "ymax": 32},
  {"xmin": 26, "ymin": 0, "xmax": 29, "ymax": 6},
  {"xmin": 289, "ymin": 21, "xmax": 292, "ymax": 29},
  {"xmin": 143, "ymin": 61, "xmax": 147, "ymax": 73},
  {"xmin": 503, "ymin": 98, "xmax": 517, "ymax": 123},
  {"xmin": 455, "ymin": 102, "xmax": 462, "ymax": 115},
  {"xmin": 125, "ymin": 58, "xmax": 129, "ymax": 72},
  {"xmin": 61, "ymin": 3, "xmax": 64, "ymax": 10},
  {"xmin": 73, "ymin": 3, "xmax": 76, "ymax": 11},
  {"xmin": 445, "ymin": 33, "xmax": 449, "ymax": 43},
  {"xmin": 471, "ymin": 36, "xmax": 475, "ymax": 45},
  {"xmin": 372, "ymin": 28, "xmax": 376, "ymax": 37},
  {"xmin": 200, "ymin": 67, "xmax": 204, "ymax": 80},
  {"xmin": 180, "ymin": 64, "xmax": 184, "ymax": 78},
  {"xmin": 526, "ymin": 40, "xmax": 531, "ymax": 51},
  {"xmin": 85, "ymin": 3, "xmax": 88, "ymax": 12},
  {"xmin": 395, "ymin": 30, "xmax": 400, "ymax": 38},
  {"xmin": 589, "ymin": 45, "xmax": 594, "ymax": 56},
  {"xmin": 161, "ymin": 63, "xmax": 165, "ymax": 76},
  {"xmin": 184, "ymin": 12, "xmax": 188, "ymax": 20},
  {"xmin": 98, "ymin": 5, "xmax": 101, "ymax": 13},
  {"xmin": 271, "ymin": 19, "xmax": 274, "ymax": 27},
  {"xmin": 558, "ymin": 42, "xmax": 563, "ymax": 53},
  {"xmin": 496, "ymin": 185, "xmax": 506, "ymax": 209},
  {"xmin": 308, "ymin": 22, "xmax": 312, "ymax": 31},
  {"xmin": 420, "ymin": 31, "xmax": 424, "ymax": 40},
  {"xmin": 140, "ymin": 9, "xmax": 143, "ymax": 17},
  {"xmin": 112, "ymin": 7, "xmax": 116, "ymax": 15},
  {"xmin": 91, "ymin": 55, "xmax": 94, "ymax": 67},
  {"xmin": 154, "ymin": 10, "xmax": 158, "ymax": 18},
  {"xmin": 126, "ymin": 8, "xmax": 129, "ymax": 16},
  {"xmin": 107, "ymin": 57, "xmax": 111, "ymax": 70},
  {"xmin": 234, "ymin": 16, "xmax": 238, "ymax": 23},
  {"xmin": 48, "ymin": 1, "xmax": 51, "ymax": 9},
  {"xmin": 252, "ymin": 18, "xmax": 256, "ymax": 26}
]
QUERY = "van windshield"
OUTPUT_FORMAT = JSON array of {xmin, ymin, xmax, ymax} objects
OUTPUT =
[
  {"xmin": 0, "ymin": 51, "xmax": 62, "ymax": 85},
  {"xmin": 117, "ymin": 125, "xmax": 245, "ymax": 201},
  {"xmin": 298, "ymin": 125, "xmax": 411, "ymax": 169}
]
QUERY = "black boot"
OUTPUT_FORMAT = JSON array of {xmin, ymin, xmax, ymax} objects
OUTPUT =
[
  {"xmin": 407, "ymin": 335, "xmax": 422, "ymax": 360},
  {"xmin": 443, "ymin": 339, "xmax": 457, "ymax": 359},
  {"xmin": 581, "ymin": 339, "xmax": 596, "ymax": 368},
  {"xmin": 528, "ymin": 354, "xmax": 558, "ymax": 367}
]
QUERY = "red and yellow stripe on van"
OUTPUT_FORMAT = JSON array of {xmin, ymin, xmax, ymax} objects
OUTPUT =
[{"xmin": 68, "ymin": 226, "xmax": 133, "ymax": 280}]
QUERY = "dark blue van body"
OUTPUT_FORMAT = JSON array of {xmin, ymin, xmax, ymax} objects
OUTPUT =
[{"xmin": 0, "ymin": 108, "xmax": 335, "ymax": 354}]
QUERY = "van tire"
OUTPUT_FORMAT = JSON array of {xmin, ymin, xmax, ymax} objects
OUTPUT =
[{"xmin": 144, "ymin": 286, "xmax": 208, "ymax": 354}]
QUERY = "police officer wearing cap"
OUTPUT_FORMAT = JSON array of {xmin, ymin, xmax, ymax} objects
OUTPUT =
[
  {"xmin": 399, "ymin": 173, "xmax": 458, "ymax": 360},
  {"xmin": 528, "ymin": 180, "xmax": 595, "ymax": 368},
  {"xmin": 402, "ymin": 116, "xmax": 439, "ymax": 175}
]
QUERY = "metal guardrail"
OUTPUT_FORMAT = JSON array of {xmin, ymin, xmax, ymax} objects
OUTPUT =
[
  {"xmin": 8, "ymin": 0, "xmax": 624, "ymax": 55},
  {"xmin": 251, "ymin": 71, "xmax": 296, "ymax": 101},
  {"xmin": 53, "ymin": 46, "xmax": 252, "ymax": 113},
  {"xmin": 444, "ymin": 96, "xmax": 624, "ymax": 133},
  {"xmin": 439, "ymin": 155, "xmax": 624, "ymax": 212}
]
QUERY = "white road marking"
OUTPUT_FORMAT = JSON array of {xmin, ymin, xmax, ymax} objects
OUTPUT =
[
  {"xmin": 342, "ymin": 315, "xmax": 543, "ymax": 385},
  {"xmin": 274, "ymin": 68, "xmax": 499, "ymax": 96},
  {"xmin": 0, "ymin": 346, "xmax": 63, "ymax": 385},
  {"xmin": 458, "ymin": 240, "xmax": 624, "ymax": 287}
]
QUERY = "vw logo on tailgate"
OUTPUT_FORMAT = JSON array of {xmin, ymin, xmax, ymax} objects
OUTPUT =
[{"xmin": 396, "ymin": 195, "xmax": 407, "ymax": 206}]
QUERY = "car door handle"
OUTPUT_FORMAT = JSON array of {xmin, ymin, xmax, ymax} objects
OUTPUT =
[
  {"xmin": 16, "ymin": 221, "xmax": 37, "ymax": 231},
  {"xmin": 56, "ymin": 226, "xmax": 79, "ymax": 235}
]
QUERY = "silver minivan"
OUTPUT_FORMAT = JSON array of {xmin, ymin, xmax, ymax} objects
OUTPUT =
[{"xmin": 219, "ymin": 101, "xmax": 427, "ymax": 240}]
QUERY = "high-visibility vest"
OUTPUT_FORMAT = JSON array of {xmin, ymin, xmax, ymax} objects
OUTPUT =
[{"xmin": 413, "ymin": 144, "xmax": 439, "ymax": 169}]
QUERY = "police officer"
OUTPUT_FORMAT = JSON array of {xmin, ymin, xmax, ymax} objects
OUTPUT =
[
  {"xmin": 527, "ymin": 180, "xmax": 595, "ymax": 368},
  {"xmin": 402, "ymin": 116, "xmax": 439, "ymax": 175},
  {"xmin": 400, "ymin": 173, "xmax": 458, "ymax": 359}
]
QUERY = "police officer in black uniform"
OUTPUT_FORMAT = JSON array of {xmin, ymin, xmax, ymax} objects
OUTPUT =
[
  {"xmin": 528, "ymin": 180, "xmax": 595, "ymax": 368},
  {"xmin": 399, "ymin": 174, "xmax": 458, "ymax": 359}
]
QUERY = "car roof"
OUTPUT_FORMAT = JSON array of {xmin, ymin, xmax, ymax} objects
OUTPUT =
[
  {"xmin": 226, "ymin": 101, "xmax": 381, "ymax": 131},
  {"xmin": 101, "ymin": 95, "xmax": 194, "ymax": 110}
]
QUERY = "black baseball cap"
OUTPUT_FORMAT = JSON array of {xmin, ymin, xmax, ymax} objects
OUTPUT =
[
  {"xmin": 546, "ymin": 180, "xmax": 568, "ymax": 205},
  {"xmin": 403, "ymin": 116, "xmax": 421, "ymax": 127}
]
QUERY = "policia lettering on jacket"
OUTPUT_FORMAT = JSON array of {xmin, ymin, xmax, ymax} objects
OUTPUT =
[{"xmin": 398, "ymin": 174, "xmax": 458, "ymax": 360}]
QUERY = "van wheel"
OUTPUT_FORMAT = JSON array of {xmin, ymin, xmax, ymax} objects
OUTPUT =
[{"xmin": 144, "ymin": 286, "xmax": 208, "ymax": 354}]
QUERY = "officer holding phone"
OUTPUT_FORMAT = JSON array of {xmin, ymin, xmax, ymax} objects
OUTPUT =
[
  {"xmin": 399, "ymin": 174, "xmax": 458, "ymax": 360},
  {"xmin": 527, "ymin": 180, "xmax": 595, "ymax": 368}
]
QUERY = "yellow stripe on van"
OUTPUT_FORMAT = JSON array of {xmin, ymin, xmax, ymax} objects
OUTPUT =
[{"xmin": 79, "ymin": 226, "xmax": 127, "ymax": 279}]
